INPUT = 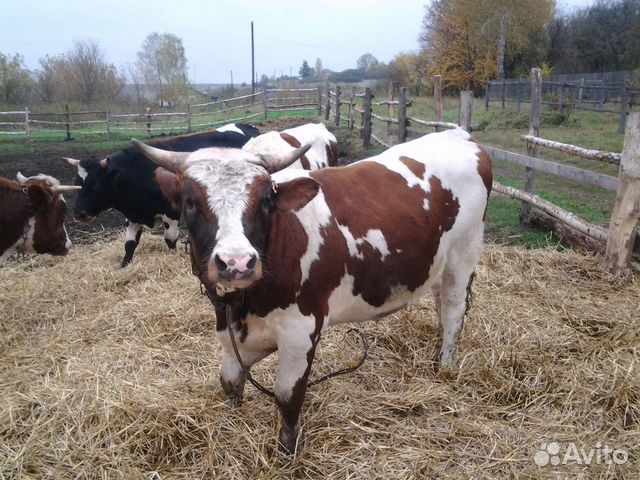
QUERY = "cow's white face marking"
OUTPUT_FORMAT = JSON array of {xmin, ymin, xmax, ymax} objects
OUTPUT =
[
  {"xmin": 185, "ymin": 148, "xmax": 265, "ymax": 261},
  {"xmin": 77, "ymin": 165, "xmax": 88, "ymax": 182}
]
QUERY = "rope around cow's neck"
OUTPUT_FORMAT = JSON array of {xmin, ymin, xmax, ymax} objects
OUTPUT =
[
  {"xmin": 225, "ymin": 303, "xmax": 369, "ymax": 397},
  {"xmin": 185, "ymin": 236, "xmax": 370, "ymax": 397}
]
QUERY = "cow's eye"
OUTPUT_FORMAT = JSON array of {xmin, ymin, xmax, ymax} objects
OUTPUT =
[{"xmin": 185, "ymin": 197, "xmax": 195, "ymax": 210}]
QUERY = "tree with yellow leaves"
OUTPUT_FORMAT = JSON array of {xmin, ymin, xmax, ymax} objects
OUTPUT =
[{"xmin": 420, "ymin": 0, "xmax": 553, "ymax": 89}]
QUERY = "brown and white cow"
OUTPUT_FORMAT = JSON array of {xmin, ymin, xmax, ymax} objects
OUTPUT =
[
  {"xmin": 242, "ymin": 123, "xmax": 338, "ymax": 169},
  {"xmin": 132, "ymin": 128, "xmax": 492, "ymax": 453},
  {"xmin": 0, "ymin": 172, "xmax": 80, "ymax": 263}
]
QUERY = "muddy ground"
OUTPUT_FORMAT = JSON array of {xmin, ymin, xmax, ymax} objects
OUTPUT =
[{"xmin": 0, "ymin": 118, "xmax": 369, "ymax": 247}]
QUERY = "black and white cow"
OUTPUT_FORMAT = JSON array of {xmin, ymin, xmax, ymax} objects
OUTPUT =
[
  {"xmin": 132, "ymin": 128, "xmax": 492, "ymax": 453},
  {"xmin": 64, "ymin": 124, "xmax": 259, "ymax": 266}
]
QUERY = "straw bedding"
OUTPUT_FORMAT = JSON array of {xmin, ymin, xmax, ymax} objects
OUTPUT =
[{"xmin": 1, "ymin": 235, "xmax": 638, "ymax": 479}]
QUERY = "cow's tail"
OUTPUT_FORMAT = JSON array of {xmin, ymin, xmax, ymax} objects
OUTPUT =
[{"xmin": 464, "ymin": 271, "xmax": 476, "ymax": 316}]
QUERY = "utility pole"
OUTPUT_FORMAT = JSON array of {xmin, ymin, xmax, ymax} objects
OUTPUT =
[{"xmin": 251, "ymin": 21, "xmax": 255, "ymax": 95}]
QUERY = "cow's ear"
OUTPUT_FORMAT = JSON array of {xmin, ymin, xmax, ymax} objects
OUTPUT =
[
  {"xmin": 273, "ymin": 177, "xmax": 320, "ymax": 212},
  {"xmin": 155, "ymin": 168, "xmax": 181, "ymax": 208},
  {"xmin": 26, "ymin": 184, "xmax": 54, "ymax": 211}
]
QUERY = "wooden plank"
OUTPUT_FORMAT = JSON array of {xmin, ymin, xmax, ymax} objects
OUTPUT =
[
  {"xmin": 521, "ymin": 135, "xmax": 621, "ymax": 165},
  {"xmin": 522, "ymin": 68, "xmax": 541, "ymax": 225},
  {"xmin": 408, "ymin": 117, "xmax": 458, "ymax": 129},
  {"xmin": 459, "ymin": 91, "xmax": 473, "ymax": 132},
  {"xmin": 363, "ymin": 87, "xmax": 372, "ymax": 148},
  {"xmin": 605, "ymin": 112, "xmax": 640, "ymax": 276},
  {"xmin": 398, "ymin": 87, "xmax": 407, "ymax": 144},
  {"xmin": 434, "ymin": 75, "xmax": 442, "ymax": 124},
  {"xmin": 493, "ymin": 182, "xmax": 609, "ymax": 242},
  {"xmin": 482, "ymin": 145, "xmax": 618, "ymax": 191}
]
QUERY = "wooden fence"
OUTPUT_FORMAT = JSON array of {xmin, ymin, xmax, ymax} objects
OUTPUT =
[
  {"xmin": 321, "ymin": 71, "xmax": 639, "ymax": 276},
  {"xmin": 0, "ymin": 88, "xmax": 321, "ymax": 140},
  {"xmin": 485, "ymin": 77, "xmax": 639, "ymax": 133}
]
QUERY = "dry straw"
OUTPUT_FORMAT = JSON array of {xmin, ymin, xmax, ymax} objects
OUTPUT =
[{"xmin": 1, "ymin": 235, "xmax": 638, "ymax": 479}]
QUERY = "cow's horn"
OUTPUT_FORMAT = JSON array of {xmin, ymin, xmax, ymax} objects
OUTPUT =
[
  {"xmin": 99, "ymin": 157, "xmax": 109, "ymax": 168},
  {"xmin": 16, "ymin": 171, "xmax": 28, "ymax": 184},
  {"xmin": 53, "ymin": 185, "xmax": 83, "ymax": 194},
  {"xmin": 259, "ymin": 144, "xmax": 312, "ymax": 173},
  {"xmin": 62, "ymin": 157, "xmax": 81, "ymax": 167},
  {"xmin": 131, "ymin": 139, "xmax": 190, "ymax": 173}
]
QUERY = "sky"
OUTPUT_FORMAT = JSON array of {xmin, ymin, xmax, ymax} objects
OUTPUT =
[{"xmin": 1, "ymin": 0, "xmax": 596, "ymax": 85}]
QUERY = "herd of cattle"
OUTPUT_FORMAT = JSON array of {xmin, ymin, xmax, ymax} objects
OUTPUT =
[{"xmin": 0, "ymin": 121, "xmax": 492, "ymax": 453}]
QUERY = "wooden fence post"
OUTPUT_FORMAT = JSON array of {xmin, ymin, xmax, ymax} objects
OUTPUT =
[
  {"xmin": 348, "ymin": 86, "xmax": 355, "ymax": 131},
  {"xmin": 501, "ymin": 80, "xmax": 506, "ymax": 109},
  {"xmin": 521, "ymin": 68, "xmax": 542, "ymax": 226},
  {"xmin": 324, "ymin": 84, "xmax": 331, "ymax": 121},
  {"xmin": 398, "ymin": 87, "xmax": 407, "ymax": 144},
  {"xmin": 106, "ymin": 108, "xmax": 111, "ymax": 141},
  {"xmin": 434, "ymin": 75, "xmax": 443, "ymax": 122},
  {"xmin": 146, "ymin": 107, "xmax": 152, "ymax": 138},
  {"xmin": 485, "ymin": 82, "xmax": 490, "ymax": 111},
  {"xmin": 363, "ymin": 87, "xmax": 372, "ymax": 149},
  {"xmin": 24, "ymin": 107, "xmax": 30, "ymax": 139},
  {"xmin": 459, "ymin": 91, "xmax": 473, "ymax": 132},
  {"xmin": 335, "ymin": 85, "xmax": 341, "ymax": 126},
  {"xmin": 317, "ymin": 87, "xmax": 322, "ymax": 117},
  {"xmin": 559, "ymin": 82, "xmax": 565, "ymax": 111},
  {"xmin": 578, "ymin": 78, "xmax": 584, "ymax": 109},
  {"xmin": 605, "ymin": 112, "xmax": 640, "ymax": 276},
  {"xmin": 186, "ymin": 103, "xmax": 192, "ymax": 133},
  {"xmin": 65, "ymin": 104, "xmax": 71, "ymax": 141},
  {"xmin": 263, "ymin": 88, "xmax": 268, "ymax": 120},
  {"xmin": 516, "ymin": 80, "xmax": 522, "ymax": 112},
  {"xmin": 619, "ymin": 78, "xmax": 629, "ymax": 134}
]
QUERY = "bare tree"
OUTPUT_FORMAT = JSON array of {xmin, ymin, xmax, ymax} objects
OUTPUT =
[
  {"xmin": 0, "ymin": 52, "xmax": 32, "ymax": 104},
  {"xmin": 357, "ymin": 53, "xmax": 379, "ymax": 73},
  {"xmin": 64, "ymin": 40, "xmax": 124, "ymax": 104},
  {"xmin": 136, "ymin": 33, "xmax": 188, "ymax": 106},
  {"xmin": 126, "ymin": 62, "xmax": 146, "ymax": 105}
]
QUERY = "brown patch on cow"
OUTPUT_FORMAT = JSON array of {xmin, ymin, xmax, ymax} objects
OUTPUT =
[
  {"xmin": 475, "ymin": 147, "xmax": 493, "ymax": 220},
  {"xmin": 399, "ymin": 156, "xmax": 426, "ymax": 179},
  {"xmin": 0, "ymin": 178, "xmax": 31, "ymax": 254},
  {"xmin": 298, "ymin": 162, "xmax": 460, "ymax": 313},
  {"xmin": 326, "ymin": 141, "xmax": 339, "ymax": 167},
  {"xmin": 280, "ymin": 132, "xmax": 311, "ymax": 170},
  {"xmin": 154, "ymin": 168, "xmax": 180, "ymax": 209}
]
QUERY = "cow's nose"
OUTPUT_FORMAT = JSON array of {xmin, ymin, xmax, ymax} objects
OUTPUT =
[{"xmin": 214, "ymin": 254, "xmax": 257, "ymax": 279}]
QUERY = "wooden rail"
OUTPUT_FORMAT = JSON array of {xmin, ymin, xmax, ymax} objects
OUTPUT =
[{"xmin": 0, "ymin": 88, "xmax": 322, "ymax": 139}]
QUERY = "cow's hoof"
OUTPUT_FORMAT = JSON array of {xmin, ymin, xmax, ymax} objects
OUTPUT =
[{"xmin": 224, "ymin": 395, "xmax": 243, "ymax": 408}]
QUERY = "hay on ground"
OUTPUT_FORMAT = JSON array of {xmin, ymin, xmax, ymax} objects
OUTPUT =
[{"xmin": 1, "ymin": 235, "xmax": 639, "ymax": 479}]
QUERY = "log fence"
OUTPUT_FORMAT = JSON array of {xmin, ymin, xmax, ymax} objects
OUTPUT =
[
  {"xmin": 486, "ymin": 77, "xmax": 639, "ymax": 133},
  {"xmin": 3, "ymin": 74, "xmax": 639, "ymax": 275},
  {"xmin": 321, "ymin": 71, "xmax": 638, "ymax": 275},
  {"xmin": 0, "ymin": 88, "xmax": 321, "ymax": 140}
]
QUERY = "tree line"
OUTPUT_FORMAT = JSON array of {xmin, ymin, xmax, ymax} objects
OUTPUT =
[
  {"xmin": 1, "ymin": 0, "xmax": 638, "ymax": 107},
  {"xmin": 0, "ymin": 33, "xmax": 189, "ymax": 107}
]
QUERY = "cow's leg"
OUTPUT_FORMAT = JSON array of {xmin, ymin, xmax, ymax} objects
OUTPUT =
[
  {"xmin": 274, "ymin": 323, "xmax": 320, "ymax": 454},
  {"xmin": 431, "ymin": 281, "xmax": 442, "ymax": 318},
  {"xmin": 219, "ymin": 347, "xmax": 274, "ymax": 406},
  {"xmin": 439, "ymin": 232, "xmax": 482, "ymax": 366},
  {"xmin": 122, "ymin": 221, "xmax": 143, "ymax": 267},
  {"xmin": 162, "ymin": 215, "xmax": 179, "ymax": 250}
]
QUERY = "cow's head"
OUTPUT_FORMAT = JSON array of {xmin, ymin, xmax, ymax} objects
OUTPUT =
[
  {"xmin": 16, "ymin": 172, "xmax": 80, "ymax": 256},
  {"xmin": 63, "ymin": 156, "xmax": 114, "ymax": 222},
  {"xmin": 132, "ymin": 140, "xmax": 319, "ymax": 293}
]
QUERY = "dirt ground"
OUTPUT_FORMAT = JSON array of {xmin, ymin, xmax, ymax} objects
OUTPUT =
[{"xmin": 0, "ymin": 117, "xmax": 367, "ymax": 246}]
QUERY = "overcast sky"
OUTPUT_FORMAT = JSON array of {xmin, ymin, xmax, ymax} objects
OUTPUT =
[{"xmin": 2, "ymin": 0, "xmax": 596, "ymax": 84}]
